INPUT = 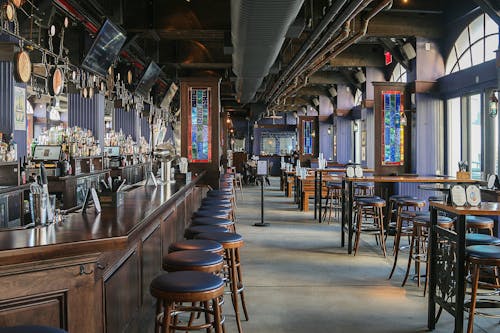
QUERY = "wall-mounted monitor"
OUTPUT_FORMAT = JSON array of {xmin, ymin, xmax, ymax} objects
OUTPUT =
[
  {"xmin": 135, "ymin": 61, "xmax": 161, "ymax": 98},
  {"xmin": 81, "ymin": 19, "xmax": 127, "ymax": 77}
]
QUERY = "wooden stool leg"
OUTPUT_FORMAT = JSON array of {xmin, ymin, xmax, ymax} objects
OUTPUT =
[
  {"xmin": 467, "ymin": 263, "xmax": 481, "ymax": 333},
  {"xmin": 354, "ymin": 206, "xmax": 363, "ymax": 256},
  {"xmin": 378, "ymin": 207, "xmax": 387, "ymax": 257},
  {"xmin": 235, "ymin": 249, "xmax": 249, "ymax": 321},
  {"xmin": 401, "ymin": 228, "xmax": 416, "ymax": 287},
  {"xmin": 163, "ymin": 302, "xmax": 173, "ymax": 333},
  {"xmin": 229, "ymin": 249, "xmax": 243, "ymax": 333},
  {"xmin": 389, "ymin": 206, "xmax": 403, "ymax": 279},
  {"xmin": 213, "ymin": 297, "xmax": 223, "ymax": 333}
]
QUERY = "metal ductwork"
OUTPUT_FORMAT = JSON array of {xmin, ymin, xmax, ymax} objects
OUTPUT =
[{"xmin": 231, "ymin": 0, "xmax": 305, "ymax": 103}]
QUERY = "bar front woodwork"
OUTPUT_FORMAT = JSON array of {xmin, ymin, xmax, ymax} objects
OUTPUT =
[{"xmin": 0, "ymin": 172, "xmax": 206, "ymax": 332}]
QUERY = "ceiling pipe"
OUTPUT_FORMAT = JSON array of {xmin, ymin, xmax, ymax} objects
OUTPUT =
[
  {"xmin": 266, "ymin": 0, "xmax": 349, "ymax": 97},
  {"xmin": 267, "ymin": 0, "xmax": 373, "ymax": 104},
  {"xmin": 306, "ymin": 0, "xmax": 394, "ymax": 75},
  {"xmin": 231, "ymin": 0, "xmax": 305, "ymax": 103}
]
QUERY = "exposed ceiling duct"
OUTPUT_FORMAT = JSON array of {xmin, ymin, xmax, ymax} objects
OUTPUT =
[{"xmin": 231, "ymin": 0, "xmax": 305, "ymax": 103}]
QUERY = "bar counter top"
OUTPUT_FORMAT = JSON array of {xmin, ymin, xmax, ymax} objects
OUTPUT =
[{"xmin": 0, "ymin": 172, "xmax": 205, "ymax": 265}]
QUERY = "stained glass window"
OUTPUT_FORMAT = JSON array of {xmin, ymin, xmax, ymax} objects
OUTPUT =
[
  {"xmin": 303, "ymin": 120, "xmax": 314, "ymax": 155},
  {"xmin": 188, "ymin": 87, "xmax": 211, "ymax": 163},
  {"xmin": 382, "ymin": 91, "xmax": 404, "ymax": 165}
]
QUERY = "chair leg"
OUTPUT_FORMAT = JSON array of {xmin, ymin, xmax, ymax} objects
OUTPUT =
[
  {"xmin": 389, "ymin": 207, "xmax": 403, "ymax": 279},
  {"xmin": 378, "ymin": 207, "xmax": 387, "ymax": 257},
  {"xmin": 354, "ymin": 207, "xmax": 363, "ymax": 256},
  {"xmin": 402, "ymin": 230, "xmax": 416, "ymax": 287}
]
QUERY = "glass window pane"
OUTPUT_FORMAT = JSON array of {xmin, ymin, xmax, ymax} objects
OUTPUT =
[
  {"xmin": 469, "ymin": 15, "xmax": 484, "ymax": 44},
  {"xmin": 485, "ymin": 14, "xmax": 498, "ymax": 35},
  {"xmin": 446, "ymin": 49, "xmax": 457, "ymax": 74},
  {"xmin": 485, "ymin": 35, "xmax": 498, "ymax": 61},
  {"xmin": 469, "ymin": 94, "xmax": 482, "ymax": 179},
  {"xmin": 455, "ymin": 29, "xmax": 470, "ymax": 57},
  {"xmin": 447, "ymin": 98, "xmax": 461, "ymax": 175},
  {"xmin": 470, "ymin": 40, "xmax": 484, "ymax": 65},
  {"xmin": 458, "ymin": 49, "xmax": 472, "ymax": 71}
]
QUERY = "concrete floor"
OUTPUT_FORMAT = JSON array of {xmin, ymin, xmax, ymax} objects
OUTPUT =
[{"xmin": 221, "ymin": 177, "xmax": 498, "ymax": 333}]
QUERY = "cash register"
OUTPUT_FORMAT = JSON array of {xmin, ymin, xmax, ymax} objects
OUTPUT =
[
  {"xmin": 32, "ymin": 145, "xmax": 62, "ymax": 177},
  {"xmin": 104, "ymin": 146, "xmax": 122, "ymax": 168}
]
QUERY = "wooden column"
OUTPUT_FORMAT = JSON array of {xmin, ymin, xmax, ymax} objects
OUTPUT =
[{"xmin": 180, "ymin": 77, "xmax": 221, "ymax": 188}]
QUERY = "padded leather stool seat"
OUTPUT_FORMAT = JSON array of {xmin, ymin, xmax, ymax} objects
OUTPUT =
[
  {"xmin": 415, "ymin": 215, "xmax": 454, "ymax": 226},
  {"xmin": 466, "ymin": 215, "xmax": 494, "ymax": 235},
  {"xmin": 200, "ymin": 201, "xmax": 232, "ymax": 209},
  {"xmin": 163, "ymin": 250, "xmax": 224, "ymax": 273},
  {"xmin": 185, "ymin": 225, "xmax": 229, "ymax": 239},
  {"xmin": 193, "ymin": 209, "xmax": 230, "ymax": 220},
  {"xmin": 466, "ymin": 245, "xmax": 500, "ymax": 259},
  {"xmin": 466, "ymin": 233, "xmax": 500, "ymax": 246},
  {"xmin": 195, "ymin": 231, "xmax": 243, "ymax": 245},
  {"xmin": 356, "ymin": 197, "xmax": 385, "ymax": 205},
  {"xmin": 191, "ymin": 217, "xmax": 235, "ymax": 231},
  {"xmin": 150, "ymin": 271, "xmax": 224, "ymax": 333},
  {"xmin": 0, "ymin": 327, "xmax": 67, "ymax": 333},
  {"xmin": 169, "ymin": 239, "xmax": 224, "ymax": 254},
  {"xmin": 390, "ymin": 195, "xmax": 417, "ymax": 201}
]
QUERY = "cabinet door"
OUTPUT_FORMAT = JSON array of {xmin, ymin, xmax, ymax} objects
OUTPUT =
[
  {"xmin": 104, "ymin": 250, "xmax": 140, "ymax": 333},
  {"xmin": 0, "ymin": 261, "xmax": 100, "ymax": 332}
]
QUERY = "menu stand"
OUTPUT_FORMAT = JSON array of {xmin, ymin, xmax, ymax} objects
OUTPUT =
[{"xmin": 254, "ymin": 160, "xmax": 270, "ymax": 227}]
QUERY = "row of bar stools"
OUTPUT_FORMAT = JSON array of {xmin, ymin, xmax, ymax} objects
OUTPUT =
[
  {"xmin": 191, "ymin": 216, "xmax": 236, "ymax": 232},
  {"xmin": 388, "ymin": 198, "xmax": 426, "ymax": 279},
  {"xmin": 353, "ymin": 197, "xmax": 387, "ymax": 256},
  {"xmin": 185, "ymin": 225, "xmax": 230, "ymax": 239},
  {"xmin": 401, "ymin": 215, "xmax": 454, "ymax": 295},
  {"xmin": 196, "ymin": 232, "xmax": 248, "ymax": 333},
  {"xmin": 466, "ymin": 216, "xmax": 494, "ymax": 235},
  {"xmin": 385, "ymin": 195, "xmax": 416, "ymax": 234}
]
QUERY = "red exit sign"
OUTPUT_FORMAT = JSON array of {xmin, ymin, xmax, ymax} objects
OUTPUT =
[{"xmin": 384, "ymin": 51, "xmax": 392, "ymax": 65}]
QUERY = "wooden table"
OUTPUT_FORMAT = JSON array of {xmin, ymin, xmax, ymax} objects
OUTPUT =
[
  {"xmin": 428, "ymin": 202, "xmax": 500, "ymax": 333},
  {"xmin": 313, "ymin": 168, "xmax": 374, "ymax": 222},
  {"xmin": 341, "ymin": 176, "xmax": 478, "ymax": 254}
]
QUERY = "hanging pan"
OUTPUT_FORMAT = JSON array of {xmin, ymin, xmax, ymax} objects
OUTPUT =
[
  {"xmin": 49, "ymin": 65, "xmax": 64, "ymax": 96},
  {"xmin": 14, "ymin": 49, "xmax": 31, "ymax": 83}
]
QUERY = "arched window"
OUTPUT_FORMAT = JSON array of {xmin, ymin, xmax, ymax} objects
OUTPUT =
[
  {"xmin": 445, "ymin": 14, "xmax": 499, "ymax": 74},
  {"xmin": 390, "ymin": 63, "xmax": 407, "ymax": 83}
]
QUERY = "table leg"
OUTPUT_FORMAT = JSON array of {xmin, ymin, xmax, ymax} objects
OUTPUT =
[
  {"xmin": 454, "ymin": 215, "xmax": 466, "ymax": 333},
  {"xmin": 314, "ymin": 171, "xmax": 318, "ymax": 219},
  {"xmin": 428, "ymin": 206, "xmax": 437, "ymax": 330},
  {"xmin": 319, "ymin": 172, "xmax": 323, "ymax": 223},
  {"xmin": 348, "ymin": 180, "xmax": 354, "ymax": 254},
  {"xmin": 341, "ymin": 179, "xmax": 346, "ymax": 248}
]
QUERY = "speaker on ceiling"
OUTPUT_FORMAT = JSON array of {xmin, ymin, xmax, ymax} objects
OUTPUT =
[
  {"xmin": 401, "ymin": 42, "xmax": 416, "ymax": 60},
  {"xmin": 354, "ymin": 70, "xmax": 366, "ymax": 83},
  {"xmin": 328, "ymin": 86, "xmax": 337, "ymax": 97}
]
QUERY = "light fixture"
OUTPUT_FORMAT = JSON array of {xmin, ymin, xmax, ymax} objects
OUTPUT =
[
  {"xmin": 400, "ymin": 111, "xmax": 408, "ymax": 126},
  {"xmin": 327, "ymin": 126, "xmax": 332, "ymax": 135},
  {"xmin": 311, "ymin": 130, "xmax": 316, "ymax": 138},
  {"xmin": 292, "ymin": 111, "xmax": 298, "ymax": 119},
  {"xmin": 226, "ymin": 117, "xmax": 231, "ymax": 124},
  {"xmin": 312, "ymin": 97, "xmax": 320, "ymax": 107},
  {"xmin": 328, "ymin": 86, "xmax": 337, "ymax": 97},
  {"xmin": 352, "ymin": 122, "xmax": 359, "ymax": 133},
  {"xmin": 489, "ymin": 92, "xmax": 498, "ymax": 118}
]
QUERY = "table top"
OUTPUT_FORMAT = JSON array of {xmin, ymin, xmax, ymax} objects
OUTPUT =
[
  {"xmin": 314, "ymin": 168, "xmax": 375, "ymax": 173},
  {"xmin": 345, "ymin": 176, "xmax": 478, "ymax": 183},
  {"xmin": 431, "ymin": 201, "xmax": 500, "ymax": 215},
  {"xmin": 418, "ymin": 184, "xmax": 452, "ymax": 191}
]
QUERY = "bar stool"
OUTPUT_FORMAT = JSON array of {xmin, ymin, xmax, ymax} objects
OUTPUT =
[
  {"xmin": 163, "ymin": 250, "xmax": 224, "ymax": 273},
  {"xmin": 354, "ymin": 182, "xmax": 374, "ymax": 196},
  {"xmin": 401, "ymin": 215, "xmax": 454, "ymax": 295},
  {"xmin": 233, "ymin": 173, "xmax": 244, "ymax": 199},
  {"xmin": 466, "ymin": 245, "xmax": 500, "ymax": 333},
  {"xmin": 150, "ymin": 271, "xmax": 224, "ymax": 333},
  {"xmin": 185, "ymin": 225, "xmax": 230, "ymax": 239},
  {"xmin": 191, "ymin": 216, "xmax": 235, "ymax": 232},
  {"xmin": 322, "ymin": 182, "xmax": 342, "ymax": 224},
  {"xmin": 465, "ymin": 216, "xmax": 495, "ymax": 236},
  {"xmin": 195, "ymin": 232, "xmax": 248, "ymax": 333},
  {"xmin": 353, "ymin": 197, "xmax": 387, "ymax": 256},
  {"xmin": 169, "ymin": 239, "xmax": 224, "ymax": 255},
  {"xmin": 388, "ymin": 198, "xmax": 426, "ymax": 279},
  {"xmin": 385, "ymin": 195, "xmax": 416, "ymax": 233},
  {"xmin": 0, "ymin": 327, "xmax": 67, "ymax": 333},
  {"xmin": 193, "ymin": 208, "xmax": 232, "ymax": 221}
]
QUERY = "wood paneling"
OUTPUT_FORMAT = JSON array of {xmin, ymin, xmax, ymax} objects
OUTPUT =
[
  {"xmin": 141, "ymin": 226, "xmax": 162, "ymax": 308},
  {"xmin": 104, "ymin": 250, "xmax": 140, "ymax": 333}
]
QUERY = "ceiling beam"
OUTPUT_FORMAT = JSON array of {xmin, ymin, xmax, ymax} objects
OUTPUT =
[
  {"xmin": 161, "ymin": 62, "xmax": 232, "ymax": 69},
  {"xmin": 293, "ymin": 86, "xmax": 328, "ymax": 97},
  {"xmin": 127, "ymin": 29, "xmax": 227, "ymax": 41},
  {"xmin": 366, "ymin": 12, "xmax": 443, "ymax": 38},
  {"xmin": 307, "ymin": 71, "xmax": 348, "ymax": 85},
  {"xmin": 329, "ymin": 44, "xmax": 385, "ymax": 67}
]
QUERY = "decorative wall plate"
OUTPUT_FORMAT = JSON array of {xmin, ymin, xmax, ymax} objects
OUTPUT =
[
  {"xmin": 466, "ymin": 185, "xmax": 481, "ymax": 207},
  {"xmin": 487, "ymin": 174, "xmax": 498, "ymax": 189},
  {"xmin": 14, "ymin": 50, "xmax": 31, "ymax": 83}
]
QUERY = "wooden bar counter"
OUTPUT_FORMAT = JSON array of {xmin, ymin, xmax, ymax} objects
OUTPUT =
[{"xmin": 0, "ymin": 172, "xmax": 207, "ymax": 332}]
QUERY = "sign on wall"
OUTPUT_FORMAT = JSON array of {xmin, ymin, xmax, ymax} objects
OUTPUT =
[{"xmin": 14, "ymin": 86, "xmax": 26, "ymax": 131}]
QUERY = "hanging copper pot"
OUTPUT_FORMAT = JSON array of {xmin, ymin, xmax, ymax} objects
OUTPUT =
[{"xmin": 49, "ymin": 66, "xmax": 64, "ymax": 96}]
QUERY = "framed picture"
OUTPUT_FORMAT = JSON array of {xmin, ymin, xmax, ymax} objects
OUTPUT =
[
  {"xmin": 14, "ymin": 86, "xmax": 26, "ymax": 131},
  {"xmin": 466, "ymin": 185, "xmax": 481, "ymax": 207},
  {"xmin": 450, "ymin": 184, "xmax": 467, "ymax": 207}
]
